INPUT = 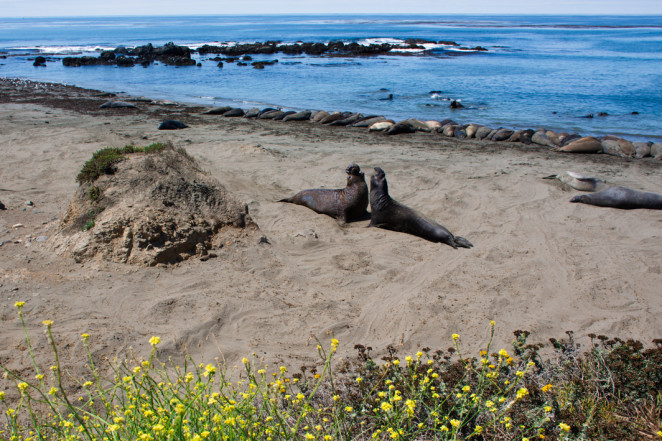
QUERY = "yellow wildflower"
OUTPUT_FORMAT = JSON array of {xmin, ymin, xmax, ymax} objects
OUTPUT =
[
  {"xmin": 559, "ymin": 423, "xmax": 571, "ymax": 432},
  {"xmin": 516, "ymin": 387, "xmax": 529, "ymax": 400},
  {"xmin": 149, "ymin": 336, "xmax": 160, "ymax": 347},
  {"xmin": 42, "ymin": 320, "xmax": 53, "ymax": 327},
  {"xmin": 542, "ymin": 384, "xmax": 553, "ymax": 393},
  {"xmin": 452, "ymin": 333, "xmax": 460, "ymax": 341},
  {"xmin": 450, "ymin": 419, "xmax": 461, "ymax": 428},
  {"xmin": 14, "ymin": 301, "xmax": 25, "ymax": 309}
]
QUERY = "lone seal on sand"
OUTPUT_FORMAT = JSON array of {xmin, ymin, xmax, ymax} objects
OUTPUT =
[
  {"xmin": 279, "ymin": 164, "xmax": 369, "ymax": 223},
  {"xmin": 570, "ymin": 186, "xmax": 662, "ymax": 210},
  {"xmin": 369, "ymin": 167, "xmax": 473, "ymax": 249},
  {"xmin": 158, "ymin": 120, "xmax": 189, "ymax": 130}
]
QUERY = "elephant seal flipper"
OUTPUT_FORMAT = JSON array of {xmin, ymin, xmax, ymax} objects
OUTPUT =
[
  {"xmin": 369, "ymin": 167, "xmax": 473, "ymax": 248},
  {"xmin": 279, "ymin": 163, "xmax": 369, "ymax": 222},
  {"xmin": 453, "ymin": 236, "xmax": 473, "ymax": 249}
]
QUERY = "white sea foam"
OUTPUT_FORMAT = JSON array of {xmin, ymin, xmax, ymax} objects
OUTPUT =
[
  {"xmin": 14, "ymin": 45, "xmax": 114, "ymax": 55},
  {"xmin": 357, "ymin": 38, "xmax": 405, "ymax": 46}
]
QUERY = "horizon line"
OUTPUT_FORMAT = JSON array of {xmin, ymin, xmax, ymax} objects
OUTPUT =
[{"xmin": 4, "ymin": 12, "xmax": 662, "ymax": 19}]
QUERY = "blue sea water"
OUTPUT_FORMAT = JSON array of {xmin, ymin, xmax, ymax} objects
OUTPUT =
[{"xmin": 1, "ymin": 15, "xmax": 661, "ymax": 141}]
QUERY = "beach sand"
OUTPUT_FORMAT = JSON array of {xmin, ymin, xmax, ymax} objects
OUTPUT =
[{"xmin": 1, "ymin": 79, "xmax": 661, "ymax": 378}]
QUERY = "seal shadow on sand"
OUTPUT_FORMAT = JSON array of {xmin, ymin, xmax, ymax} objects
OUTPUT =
[{"xmin": 278, "ymin": 164, "xmax": 473, "ymax": 249}]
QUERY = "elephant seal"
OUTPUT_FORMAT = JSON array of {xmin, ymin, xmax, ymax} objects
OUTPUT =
[
  {"xmin": 243, "ymin": 108, "xmax": 260, "ymax": 118},
  {"xmin": 312, "ymin": 111, "xmax": 330, "ymax": 122},
  {"xmin": 99, "ymin": 101, "xmax": 137, "ymax": 109},
  {"xmin": 330, "ymin": 113, "xmax": 363, "ymax": 126},
  {"xmin": 385, "ymin": 122, "xmax": 416, "ymax": 135},
  {"xmin": 279, "ymin": 163, "xmax": 369, "ymax": 223},
  {"xmin": 258, "ymin": 110, "xmax": 284, "ymax": 119},
  {"xmin": 368, "ymin": 120, "xmax": 395, "ymax": 132},
  {"xmin": 320, "ymin": 112, "xmax": 350, "ymax": 124},
  {"xmin": 274, "ymin": 111, "xmax": 296, "ymax": 120},
  {"xmin": 350, "ymin": 116, "xmax": 386, "ymax": 128},
  {"xmin": 158, "ymin": 120, "xmax": 188, "ymax": 130},
  {"xmin": 543, "ymin": 171, "xmax": 607, "ymax": 192},
  {"xmin": 570, "ymin": 186, "xmax": 662, "ymax": 210},
  {"xmin": 223, "ymin": 108, "xmax": 245, "ymax": 117},
  {"xmin": 283, "ymin": 110, "xmax": 312, "ymax": 122},
  {"xmin": 369, "ymin": 167, "xmax": 473, "ymax": 249},
  {"xmin": 203, "ymin": 106, "xmax": 232, "ymax": 115},
  {"xmin": 552, "ymin": 136, "xmax": 602, "ymax": 153}
]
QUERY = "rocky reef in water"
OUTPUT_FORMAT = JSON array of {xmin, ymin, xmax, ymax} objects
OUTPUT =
[{"xmin": 59, "ymin": 39, "xmax": 488, "ymax": 68}]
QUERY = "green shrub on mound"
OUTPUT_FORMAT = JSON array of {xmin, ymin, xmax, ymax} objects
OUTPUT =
[
  {"xmin": 76, "ymin": 143, "xmax": 166, "ymax": 183},
  {"xmin": 1, "ymin": 304, "xmax": 661, "ymax": 440}
]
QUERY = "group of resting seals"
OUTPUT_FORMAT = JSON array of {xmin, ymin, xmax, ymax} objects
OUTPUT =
[
  {"xmin": 279, "ymin": 164, "xmax": 474, "ymax": 249},
  {"xmin": 545, "ymin": 171, "xmax": 662, "ymax": 210}
]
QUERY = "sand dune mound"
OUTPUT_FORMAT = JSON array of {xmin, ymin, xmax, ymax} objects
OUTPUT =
[{"xmin": 52, "ymin": 143, "xmax": 257, "ymax": 265}]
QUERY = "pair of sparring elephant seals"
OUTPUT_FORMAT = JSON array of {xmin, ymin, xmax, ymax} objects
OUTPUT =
[
  {"xmin": 279, "ymin": 163, "xmax": 369, "ymax": 223},
  {"xmin": 369, "ymin": 167, "xmax": 473, "ymax": 249},
  {"xmin": 279, "ymin": 165, "xmax": 473, "ymax": 249}
]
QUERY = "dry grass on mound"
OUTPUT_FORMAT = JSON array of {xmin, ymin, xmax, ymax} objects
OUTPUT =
[{"xmin": 51, "ymin": 142, "xmax": 258, "ymax": 266}]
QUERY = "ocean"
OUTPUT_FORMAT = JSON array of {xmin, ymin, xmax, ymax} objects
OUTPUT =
[{"xmin": 1, "ymin": 15, "xmax": 661, "ymax": 141}]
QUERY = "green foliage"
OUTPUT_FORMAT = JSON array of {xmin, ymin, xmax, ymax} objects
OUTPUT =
[
  {"xmin": 81, "ymin": 209, "xmax": 99, "ymax": 231},
  {"xmin": 142, "ymin": 142, "xmax": 166, "ymax": 154},
  {"xmin": 75, "ymin": 143, "xmax": 167, "ymax": 184},
  {"xmin": 87, "ymin": 186, "xmax": 101, "ymax": 202},
  {"xmin": 82, "ymin": 219, "xmax": 95, "ymax": 231},
  {"xmin": 1, "ymin": 305, "xmax": 661, "ymax": 441}
]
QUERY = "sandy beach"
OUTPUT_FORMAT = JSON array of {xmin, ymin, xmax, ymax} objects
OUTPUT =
[{"xmin": 1, "ymin": 78, "xmax": 661, "ymax": 379}]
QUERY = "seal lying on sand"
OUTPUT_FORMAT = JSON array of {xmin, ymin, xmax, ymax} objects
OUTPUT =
[
  {"xmin": 279, "ymin": 164, "xmax": 369, "ymax": 223},
  {"xmin": 543, "ymin": 171, "xmax": 608, "ymax": 192},
  {"xmin": 570, "ymin": 186, "xmax": 662, "ymax": 210},
  {"xmin": 158, "ymin": 120, "xmax": 188, "ymax": 130},
  {"xmin": 99, "ymin": 101, "xmax": 137, "ymax": 109},
  {"xmin": 369, "ymin": 167, "xmax": 473, "ymax": 249}
]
